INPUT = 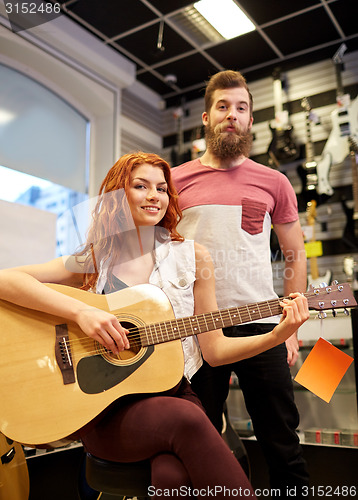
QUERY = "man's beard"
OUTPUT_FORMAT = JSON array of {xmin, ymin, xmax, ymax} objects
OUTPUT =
[{"xmin": 205, "ymin": 121, "xmax": 253, "ymax": 160}]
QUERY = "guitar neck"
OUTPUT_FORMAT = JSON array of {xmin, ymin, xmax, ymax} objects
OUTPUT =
[
  {"xmin": 305, "ymin": 142, "xmax": 315, "ymax": 165},
  {"xmin": 335, "ymin": 62, "xmax": 345, "ymax": 100},
  {"xmin": 273, "ymin": 77, "xmax": 283, "ymax": 115},
  {"xmin": 304, "ymin": 112, "xmax": 315, "ymax": 164},
  {"xmin": 306, "ymin": 200, "xmax": 320, "ymax": 281},
  {"xmin": 139, "ymin": 299, "xmax": 282, "ymax": 346},
  {"xmin": 309, "ymin": 256, "xmax": 320, "ymax": 280}
]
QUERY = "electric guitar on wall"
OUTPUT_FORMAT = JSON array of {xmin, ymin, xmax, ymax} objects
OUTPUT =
[
  {"xmin": 320, "ymin": 44, "xmax": 358, "ymax": 166},
  {"xmin": 267, "ymin": 68, "xmax": 299, "ymax": 167},
  {"xmin": 305, "ymin": 200, "xmax": 332, "ymax": 288},
  {"xmin": 0, "ymin": 282, "xmax": 355, "ymax": 447},
  {"xmin": 0, "ymin": 433, "xmax": 29, "ymax": 500},
  {"xmin": 342, "ymin": 138, "xmax": 358, "ymax": 250},
  {"xmin": 297, "ymin": 98, "xmax": 332, "ymax": 210},
  {"xmin": 343, "ymin": 255, "xmax": 358, "ymax": 291}
]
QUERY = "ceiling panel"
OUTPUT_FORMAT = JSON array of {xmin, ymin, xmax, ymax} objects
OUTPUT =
[
  {"xmin": 117, "ymin": 22, "xmax": 194, "ymax": 67},
  {"xmin": 262, "ymin": 8, "xmax": 340, "ymax": 56},
  {"xmin": 206, "ymin": 31, "xmax": 277, "ymax": 70},
  {"xmin": 329, "ymin": 0, "xmax": 358, "ymax": 36},
  {"xmin": 69, "ymin": 0, "xmax": 156, "ymax": 38},
  {"xmin": 55, "ymin": 0, "xmax": 358, "ymax": 106},
  {"xmin": 147, "ymin": 0, "xmax": 194, "ymax": 16},
  {"xmin": 154, "ymin": 52, "xmax": 219, "ymax": 89},
  {"xmin": 236, "ymin": 0, "xmax": 319, "ymax": 25}
]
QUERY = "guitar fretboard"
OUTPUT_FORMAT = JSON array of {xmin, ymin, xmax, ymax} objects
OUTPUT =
[
  {"xmin": 304, "ymin": 114, "xmax": 315, "ymax": 164},
  {"xmin": 139, "ymin": 298, "xmax": 282, "ymax": 347}
]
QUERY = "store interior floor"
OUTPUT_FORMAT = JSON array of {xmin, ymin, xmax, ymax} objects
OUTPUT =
[{"xmin": 25, "ymin": 440, "xmax": 357, "ymax": 500}]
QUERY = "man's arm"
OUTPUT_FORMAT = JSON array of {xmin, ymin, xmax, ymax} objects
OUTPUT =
[{"xmin": 273, "ymin": 219, "xmax": 307, "ymax": 366}]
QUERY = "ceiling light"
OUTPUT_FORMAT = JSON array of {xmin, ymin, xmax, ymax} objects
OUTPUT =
[{"xmin": 194, "ymin": 0, "xmax": 255, "ymax": 40}]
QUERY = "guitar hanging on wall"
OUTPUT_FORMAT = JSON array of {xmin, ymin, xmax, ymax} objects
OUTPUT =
[
  {"xmin": 319, "ymin": 44, "xmax": 358, "ymax": 166},
  {"xmin": 342, "ymin": 138, "xmax": 358, "ymax": 250},
  {"xmin": 305, "ymin": 200, "xmax": 332, "ymax": 289},
  {"xmin": 343, "ymin": 255, "xmax": 358, "ymax": 292},
  {"xmin": 267, "ymin": 68, "xmax": 298, "ymax": 168},
  {"xmin": 0, "ymin": 432, "xmax": 29, "ymax": 500},
  {"xmin": 297, "ymin": 98, "xmax": 333, "ymax": 211}
]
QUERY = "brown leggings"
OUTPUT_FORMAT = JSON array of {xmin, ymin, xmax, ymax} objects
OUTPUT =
[{"xmin": 80, "ymin": 392, "xmax": 256, "ymax": 499}]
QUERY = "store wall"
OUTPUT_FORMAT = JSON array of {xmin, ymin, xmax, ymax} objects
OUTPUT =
[{"xmin": 161, "ymin": 51, "xmax": 358, "ymax": 296}]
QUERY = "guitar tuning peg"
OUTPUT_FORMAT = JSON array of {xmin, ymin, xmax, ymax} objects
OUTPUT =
[
  {"xmin": 318, "ymin": 311, "xmax": 327, "ymax": 319},
  {"xmin": 344, "ymin": 308, "xmax": 350, "ymax": 316},
  {"xmin": 332, "ymin": 309, "xmax": 337, "ymax": 317},
  {"xmin": 331, "ymin": 280, "xmax": 338, "ymax": 285},
  {"xmin": 319, "ymin": 282, "xmax": 328, "ymax": 288}
]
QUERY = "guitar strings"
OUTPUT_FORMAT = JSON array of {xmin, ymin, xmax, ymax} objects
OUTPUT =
[{"xmin": 60, "ymin": 291, "xmax": 324, "ymax": 353}]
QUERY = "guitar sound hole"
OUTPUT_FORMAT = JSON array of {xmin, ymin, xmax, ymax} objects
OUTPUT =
[
  {"xmin": 100, "ymin": 321, "xmax": 144, "ymax": 364},
  {"xmin": 123, "ymin": 321, "xmax": 142, "ymax": 356}
]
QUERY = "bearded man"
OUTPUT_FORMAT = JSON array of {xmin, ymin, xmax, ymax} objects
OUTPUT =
[{"xmin": 172, "ymin": 70, "xmax": 310, "ymax": 499}]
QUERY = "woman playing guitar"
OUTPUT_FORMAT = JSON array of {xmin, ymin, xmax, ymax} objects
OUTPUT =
[{"xmin": 0, "ymin": 152, "xmax": 308, "ymax": 498}]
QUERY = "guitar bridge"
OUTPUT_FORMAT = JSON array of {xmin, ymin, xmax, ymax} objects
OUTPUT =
[{"xmin": 55, "ymin": 324, "xmax": 75, "ymax": 385}]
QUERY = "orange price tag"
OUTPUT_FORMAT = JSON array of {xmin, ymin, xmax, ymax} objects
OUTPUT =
[{"xmin": 294, "ymin": 337, "xmax": 353, "ymax": 403}]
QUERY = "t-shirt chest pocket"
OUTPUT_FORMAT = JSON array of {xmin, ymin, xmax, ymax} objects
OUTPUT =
[{"xmin": 241, "ymin": 198, "xmax": 267, "ymax": 235}]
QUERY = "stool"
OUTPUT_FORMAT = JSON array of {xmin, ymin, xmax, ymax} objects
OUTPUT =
[
  {"xmin": 84, "ymin": 453, "xmax": 151, "ymax": 499},
  {"xmin": 222, "ymin": 403, "xmax": 251, "ymax": 480}
]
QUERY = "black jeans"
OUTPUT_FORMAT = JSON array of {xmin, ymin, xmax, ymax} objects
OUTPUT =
[{"xmin": 191, "ymin": 323, "xmax": 310, "ymax": 499}]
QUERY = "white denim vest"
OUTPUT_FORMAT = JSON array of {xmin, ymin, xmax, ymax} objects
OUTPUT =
[{"xmin": 96, "ymin": 237, "xmax": 203, "ymax": 381}]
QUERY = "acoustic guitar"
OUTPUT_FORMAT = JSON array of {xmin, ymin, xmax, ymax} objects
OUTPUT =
[
  {"xmin": 0, "ymin": 282, "xmax": 355, "ymax": 446},
  {"xmin": 0, "ymin": 433, "xmax": 29, "ymax": 500}
]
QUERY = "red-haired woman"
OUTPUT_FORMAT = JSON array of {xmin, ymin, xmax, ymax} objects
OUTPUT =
[{"xmin": 0, "ymin": 152, "xmax": 308, "ymax": 498}]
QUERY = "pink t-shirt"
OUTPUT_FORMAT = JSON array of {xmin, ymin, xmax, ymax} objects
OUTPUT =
[{"xmin": 172, "ymin": 158, "xmax": 298, "ymax": 320}]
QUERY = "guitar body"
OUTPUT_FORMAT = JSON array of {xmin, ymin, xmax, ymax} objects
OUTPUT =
[
  {"xmin": 342, "ymin": 147, "xmax": 358, "ymax": 250},
  {"xmin": 307, "ymin": 269, "xmax": 332, "ymax": 289},
  {"xmin": 268, "ymin": 124, "xmax": 298, "ymax": 165},
  {"xmin": 316, "ymin": 153, "xmax": 333, "ymax": 196},
  {"xmin": 297, "ymin": 162, "xmax": 319, "ymax": 211},
  {"xmin": 296, "ymin": 158, "xmax": 332, "ymax": 211},
  {"xmin": 342, "ymin": 200, "xmax": 358, "ymax": 250},
  {"xmin": 0, "ymin": 281, "xmax": 355, "ymax": 448},
  {"xmin": 0, "ymin": 433, "xmax": 29, "ymax": 500},
  {"xmin": 322, "ymin": 97, "xmax": 358, "ymax": 165},
  {"xmin": 0, "ymin": 284, "xmax": 184, "ymax": 446}
]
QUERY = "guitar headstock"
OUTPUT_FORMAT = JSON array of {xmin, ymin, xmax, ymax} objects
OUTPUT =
[
  {"xmin": 307, "ymin": 282, "xmax": 356, "ymax": 313},
  {"xmin": 301, "ymin": 97, "xmax": 312, "ymax": 113},
  {"xmin": 272, "ymin": 67, "xmax": 281, "ymax": 81}
]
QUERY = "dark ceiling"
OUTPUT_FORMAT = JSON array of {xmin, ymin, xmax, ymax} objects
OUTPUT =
[{"xmin": 56, "ymin": 0, "xmax": 358, "ymax": 107}]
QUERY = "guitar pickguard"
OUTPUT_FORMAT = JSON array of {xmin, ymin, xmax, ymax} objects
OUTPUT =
[{"xmin": 77, "ymin": 346, "xmax": 154, "ymax": 394}]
